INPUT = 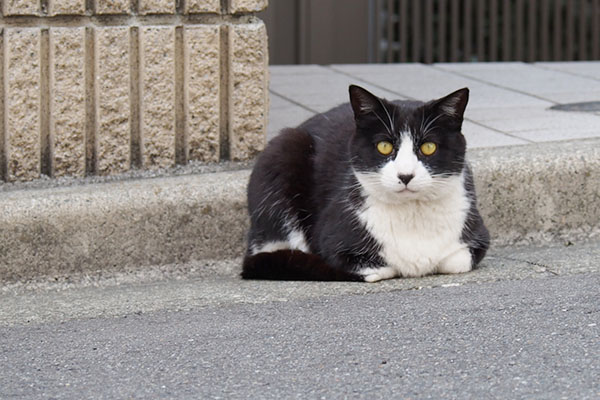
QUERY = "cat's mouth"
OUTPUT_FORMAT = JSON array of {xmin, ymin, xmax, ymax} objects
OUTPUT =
[{"xmin": 397, "ymin": 188, "xmax": 418, "ymax": 194}]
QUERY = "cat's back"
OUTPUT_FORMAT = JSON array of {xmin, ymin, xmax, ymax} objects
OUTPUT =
[{"xmin": 297, "ymin": 103, "xmax": 355, "ymax": 143}]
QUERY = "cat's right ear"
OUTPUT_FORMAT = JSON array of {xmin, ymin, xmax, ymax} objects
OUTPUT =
[{"xmin": 349, "ymin": 85, "xmax": 381, "ymax": 118}]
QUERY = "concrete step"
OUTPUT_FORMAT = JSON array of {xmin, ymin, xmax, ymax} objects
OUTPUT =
[{"xmin": 1, "ymin": 138, "xmax": 600, "ymax": 283}]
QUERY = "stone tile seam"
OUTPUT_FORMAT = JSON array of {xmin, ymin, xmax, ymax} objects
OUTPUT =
[
  {"xmin": 0, "ymin": 14, "xmax": 259, "ymax": 28},
  {"xmin": 465, "ymin": 120, "xmax": 536, "ymax": 144},
  {"xmin": 324, "ymin": 65, "xmax": 534, "ymax": 144},
  {"xmin": 531, "ymin": 63, "xmax": 600, "ymax": 84},
  {"xmin": 326, "ymin": 65, "xmax": 415, "ymax": 101},
  {"xmin": 268, "ymin": 88, "xmax": 320, "ymax": 116},
  {"xmin": 219, "ymin": 24, "xmax": 229, "ymax": 160},
  {"xmin": 0, "ymin": 31, "xmax": 5, "ymax": 182},
  {"xmin": 428, "ymin": 64, "xmax": 560, "ymax": 106}
]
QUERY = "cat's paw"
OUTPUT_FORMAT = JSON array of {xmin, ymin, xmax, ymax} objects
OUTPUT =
[
  {"xmin": 360, "ymin": 266, "xmax": 397, "ymax": 283},
  {"xmin": 437, "ymin": 248, "xmax": 473, "ymax": 275}
]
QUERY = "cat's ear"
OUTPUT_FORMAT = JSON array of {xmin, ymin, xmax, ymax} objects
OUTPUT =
[
  {"xmin": 349, "ymin": 85, "xmax": 382, "ymax": 117},
  {"xmin": 430, "ymin": 88, "xmax": 469, "ymax": 120}
]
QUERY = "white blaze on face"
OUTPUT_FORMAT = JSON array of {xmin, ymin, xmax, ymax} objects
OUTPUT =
[{"xmin": 378, "ymin": 133, "xmax": 433, "ymax": 196}]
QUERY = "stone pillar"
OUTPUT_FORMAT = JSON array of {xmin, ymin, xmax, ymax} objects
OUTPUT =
[{"xmin": 0, "ymin": 0, "xmax": 269, "ymax": 181}]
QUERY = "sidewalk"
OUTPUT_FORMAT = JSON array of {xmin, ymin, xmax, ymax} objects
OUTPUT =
[
  {"xmin": 1, "ymin": 62, "xmax": 600, "ymax": 284},
  {"xmin": 268, "ymin": 62, "xmax": 600, "ymax": 146}
]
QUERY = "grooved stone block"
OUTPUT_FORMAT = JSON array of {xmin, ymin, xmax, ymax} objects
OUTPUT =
[
  {"xmin": 139, "ymin": 0, "xmax": 175, "ymax": 14},
  {"xmin": 5, "ymin": 29, "xmax": 41, "ymax": 182},
  {"xmin": 140, "ymin": 27, "xmax": 176, "ymax": 169},
  {"xmin": 95, "ymin": 27, "xmax": 131, "ymax": 175},
  {"xmin": 185, "ymin": 0, "xmax": 220, "ymax": 13},
  {"xmin": 230, "ymin": 0, "xmax": 268, "ymax": 13},
  {"xmin": 2, "ymin": 0, "xmax": 39, "ymax": 15},
  {"xmin": 49, "ymin": 28, "xmax": 86, "ymax": 177},
  {"xmin": 48, "ymin": 0, "xmax": 86, "ymax": 15},
  {"xmin": 229, "ymin": 22, "xmax": 268, "ymax": 160},
  {"xmin": 185, "ymin": 26, "xmax": 220, "ymax": 162},
  {"xmin": 95, "ymin": 0, "xmax": 130, "ymax": 14}
]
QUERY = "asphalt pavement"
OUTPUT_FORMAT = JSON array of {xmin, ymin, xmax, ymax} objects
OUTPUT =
[{"xmin": 1, "ymin": 239, "xmax": 599, "ymax": 399}]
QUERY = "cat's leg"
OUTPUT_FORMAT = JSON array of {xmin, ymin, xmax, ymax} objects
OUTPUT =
[
  {"xmin": 437, "ymin": 246, "xmax": 473, "ymax": 275},
  {"xmin": 359, "ymin": 266, "xmax": 398, "ymax": 283},
  {"xmin": 246, "ymin": 128, "xmax": 315, "ymax": 256},
  {"xmin": 250, "ymin": 227, "xmax": 309, "ymax": 255}
]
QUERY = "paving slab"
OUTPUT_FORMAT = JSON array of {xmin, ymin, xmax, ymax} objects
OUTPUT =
[
  {"xmin": 436, "ymin": 62, "xmax": 600, "ymax": 102},
  {"xmin": 269, "ymin": 63, "xmax": 600, "ymax": 146},
  {"xmin": 461, "ymin": 121, "xmax": 530, "ymax": 148},
  {"xmin": 267, "ymin": 93, "xmax": 315, "ymax": 139},
  {"xmin": 535, "ymin": 61, "xmax": 600, "ymax": 81},
  {"xmin": 270, "ymin": 65, "xmax": 401, "ymax": 113},
  {"xmin": 330, "ymin": 63, "xmax": 553, "ymax": 108}
]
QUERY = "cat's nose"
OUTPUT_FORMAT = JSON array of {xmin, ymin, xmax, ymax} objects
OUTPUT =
[{"xmin": 398, "ymin": 174, "xmax": 414, "ymax": 185}]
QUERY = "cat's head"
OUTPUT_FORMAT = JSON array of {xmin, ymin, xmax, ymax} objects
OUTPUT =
[{"xmin": 348, "ymin": 85, "xmax": 469, "ymax": 204}]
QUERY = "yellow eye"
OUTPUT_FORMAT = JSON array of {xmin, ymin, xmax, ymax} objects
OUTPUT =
[
  {"xmin": 420, "ymin": 142, "xmax": 437, "ymax": 156},
  {"xmin": 376, "ymin": 141, "xmax": 394, "ymax": 156}
]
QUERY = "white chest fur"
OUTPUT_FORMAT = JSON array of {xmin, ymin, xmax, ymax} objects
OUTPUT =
[{"xmin": 357, "ymin": 175, "xmax": 470, "ymax": 278}]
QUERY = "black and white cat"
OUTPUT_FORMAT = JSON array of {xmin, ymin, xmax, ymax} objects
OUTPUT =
[{"xmin": 242, "ymin": 85, "xmax": 489, "ymax": 282}]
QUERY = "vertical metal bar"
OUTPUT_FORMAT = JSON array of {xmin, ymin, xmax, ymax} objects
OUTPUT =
[
  {"xmin": 412, "ymin": 0, "xmax": 421, "ymax": 62},
  {"xmin": 554, "ymin": 0, "xmax": 563, "ymax": 60},
  {"xmin": 463, "ymin": 0, "xmax": 472, "ymax": 61},
  {"xmin": 387, "ymin": 0, "xmax": 394, "ymax": 62},
  {"xmin": 566, "ymin": 0, "xmax": 575, "ymax": 60},
  {"xmin": 451, "ymin": 0, "xmax": 460, "ymax": 62},
  {"xmin": 528, "ymin": 0, "xmax": 537, "ymax": 62},
  {"xmin": 425, "ymin": 0, "xmax": 433, "ymax": 63},
  {"xmin": 438, "ymin": 0, "xmax": 447, "ymax": 62},
  {"xmin": 373, "ymin": 0, "xmax": 382, "ymax": 63},
  {"xmin": 490, "ymin": 0, "xmax": 498, "ymax": 61},
  {"xmin": 399, "ymin": 0, "xmax": 408, "ymax": 62},
  {"xmin": 515, "ymin": 0, "xmax": 523, "ymax": 61},
  {"xmin": 502, "ymin": 0, "xmax": 511, "ymax": 61},
  {"xmin": 592, "ymin": 0, "xmax": 600, "ymax": 60},
  {"xmin": 298, "ymin": 0, "xmax": 310, "ymax": 64},
  {"xmin": 578, "ymin": 0, "xmax": 587, "ymax": 60},
  {"xmin": 477, "ymin": 0, "xmax": 486, "ymax": 61},
  {"xmin": 541, "ymin": 0, "xmax": 550, "ymax": 60}
]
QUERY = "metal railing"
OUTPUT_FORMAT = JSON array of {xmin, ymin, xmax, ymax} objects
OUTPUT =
[{"xmin": 374, "ymin": 0, "xmax": 600, "ymax": 63}]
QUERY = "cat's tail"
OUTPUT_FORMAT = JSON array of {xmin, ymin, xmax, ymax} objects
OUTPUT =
[{"xmin": 241, "ymin": 250, "xmax": 365, "ymax": 281}]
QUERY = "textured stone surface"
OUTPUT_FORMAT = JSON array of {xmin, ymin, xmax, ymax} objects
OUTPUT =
[
  {"xmin": 47, "ymin": 0, "xmax": 86, "ymax": 15},
  {"xmin": 5, "ymin": 29, "xmax": 41, "ymax": 182},
  {"xmin": 95, "ymin": 27, "xmax": 131, "ymax": 175},
  {"xmin": 229, "ymin": 0, "xmax": 268, "ymax": 13},
  {"xmin": 140, "ymin": 27, "xmax": 176, "ymax": 169},
  {"xmin": 139, "ymin": 0, "xmax": 175, "ymax": 14},
  {"xmin": 50, "ymin": 28, "xmax": 86, "ymax": 177},
  {"xmin": 95, "ymin": 0, "xmax": 130, "ymax": 14},
  {"xmin": 2, "ymin": 0, "xmax": 39, "ymax": 15},
  {"xmin": 1, "ymin": 138, "xmax": 600, "ymax": 282},
  {"xmin": 185, "ymin": 0, "xmax": 221, "ymax": 13},
  {"xmin": 470, "ymin": 139, "xmax": 600, "ymax": 246},
  {"xmin": 0, "ymin": 170, "xmax": 250, "ymax": 282},
  {"xmin": 229, "ymin": 21, "xmax": 268, "ymax": 160},
  {"xmin": 185, "ymin": 26, "xmax": 220, "ymax": 162}
]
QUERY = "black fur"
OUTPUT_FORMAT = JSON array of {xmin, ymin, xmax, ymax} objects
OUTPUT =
[{"xmin": 242, "ymin": 85, "xmax": 489, "ymax": 281}]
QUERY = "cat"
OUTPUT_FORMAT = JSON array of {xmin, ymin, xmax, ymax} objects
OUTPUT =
[{"xmin": 241, "ymin": 85, "xmax": 489, "ymax": 282}]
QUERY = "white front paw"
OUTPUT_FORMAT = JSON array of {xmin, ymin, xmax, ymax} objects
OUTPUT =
[
  {"xmin": 438, "ymin": 248, "xmax": 473, "ymax": 275},
  {"xmin": 360, "ymin": 266, "xmax": 397, "ymax": 283}
]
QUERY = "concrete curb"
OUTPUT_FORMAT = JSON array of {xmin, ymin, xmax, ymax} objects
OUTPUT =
[{"xmin": 1, "ymin": 138, "xmax": 599, "ymax": 282}]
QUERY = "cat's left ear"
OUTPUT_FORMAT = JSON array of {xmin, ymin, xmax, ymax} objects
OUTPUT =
[{"xmin": 429, "ymin": 88, "xmax": 469, "ymax": 120}]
